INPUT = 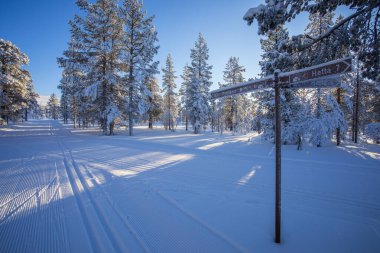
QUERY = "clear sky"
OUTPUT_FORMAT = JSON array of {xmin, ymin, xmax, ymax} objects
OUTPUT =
[{"xmin": 0, "ymin": 0, "xmax": 350, "ymax": 98}]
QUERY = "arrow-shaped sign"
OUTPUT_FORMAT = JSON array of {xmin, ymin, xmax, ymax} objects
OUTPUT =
[
  {"xmin": 279, "ymin": 56, "xmax": 352, "ymax": 85},
  {"xmin": 211, "ymin": 57, "xmax": 352, "ymax": 99}
]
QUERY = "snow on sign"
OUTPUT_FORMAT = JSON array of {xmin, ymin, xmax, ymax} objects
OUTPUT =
[{"xmin": 210, "ymin": 57, "xmax": 352, "ymax": 99}]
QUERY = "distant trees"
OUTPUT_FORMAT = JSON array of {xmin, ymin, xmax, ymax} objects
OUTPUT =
[
  {"xmin": 145, "ymin": 75, "xmax": 162, "ymax": 129},
  {"xmin": 219, "ymin": 57, "xmax": 251, "ymax": 134},
  {"xmin": 0, "ymin": 38, "xmax": 38, "ymax": 123},
  {"xmin": 46, "ymin": 93, "xmax": 60, "ymax": 120}
]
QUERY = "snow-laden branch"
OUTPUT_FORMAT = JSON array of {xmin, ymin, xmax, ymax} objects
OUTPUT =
[{"xmin": 299, "ymin": 4, "xmax": 377, "ymax": 51}]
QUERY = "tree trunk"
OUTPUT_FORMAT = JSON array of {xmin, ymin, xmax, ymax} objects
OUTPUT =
[
  {"xmin": 316, "ymin": 88, "xmax": 321, "ymax": 147},
  {"xmin": 297, "ymin": 135, "xmax": 302, "ymax": 150},
  {"xmin": 129, "ymin": 85, "xmax": 133, "ymax": 136},
  {"xmin": 336, "ymin": 88, "xmax": 341, "ymax": 145},
  {"xmin": 109, "ymin": 121, "xmax": 114, "ymax": 136},
  {"xmin": 148, "ymin": 114, "xmax": 153, "ymax": 129},
  {"xmin": 354, "ymin": 66, "xmax": 360, "ymax": 143},
  {"xmin": 168, "ymin": 95, "xmax": 171, "ymax": 131}
]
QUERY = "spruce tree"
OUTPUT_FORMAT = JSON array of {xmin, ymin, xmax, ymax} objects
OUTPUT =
[
  {"xmin": 221, "ymin": 57, "xmax": 247, "ymax": 133},
  {"xmin": 69, "ymin": 0, "xmax": 124, "ymax": 135},
  {"xmin": 179, "ymin": 64, "xmax": 192, "ymax": 131},
  {"xmin": 254, "ymin": 25, "xmax": 302, "ymax": 143},
  {"xmin": 120, "ymin": 0, "xmax": 159, "ymax": 136},
  {"xmin": 303, "ymin": 11, "xmax": 347, "ymax": 146},
  {"xmin": 24, "ymin": 81, "xmax": 39, "ymax": 121},
  {"xmin": 188, "ymin": 33, "xmax": 213, "ymax": 134},
  {"xmin": 161, "ymin": 54, "xmax": 178, "ymax": 131},
  {"xmin": 47, "ymin": 93, "xmax": 60, "ymax": 120},
  {"xmin": 145, "ymin": 75, "xmax": 162, "ymax": 129},
  {"xmin": 58, "ymin": 37, "xmax": 87, "ymax": 128}
]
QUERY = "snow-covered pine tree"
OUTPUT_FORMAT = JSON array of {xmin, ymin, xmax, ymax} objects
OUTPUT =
[
  {"xmin": 0, "ymin": 39, "xmax": 35, "ymax": 123},
  {"xmin": 256, "ymin": 26, "xmax": 288, "ymax": 142},
  {"xmin": 145, "ymin": 75, "xmax": 162, "ymax": 129},
  {"xmin": 120, "ymin": 0, "xmax": 159, "ymax": 136},
  {"xmin": 220, "ymin": 57, "xmax": 250, "ymax": 133},
  {"xmin": 304, "ymin": 11, "xmax": 335, "ymax": 66},
  {"xmin": 69, "ymin": 0, "xmax": 124, "ymax": 135},
  {"xmin": 244, "ymin": 0, "xmax": 379, "ymax": 82},
  {"xmin": 358, "ymin": 77, "xmax": 380, "ymax": 136},
  {"xmin": 330, "ymin": 14, "xmax": 351, "ymax": 143},
  {"xmin": 188, "ymin": 33, "xmax": 213, "ymax": 134},
  {"xmin": 24, "ymin": 81, "xmax": 39, "ymax": 121},
  {"xmin": 179, "ymin": 64, "xmax": 192, "ymax": 131},
  {"xmin": 301, "ymin": 10, "xmax": 348, "ymax": 146},
  {"xmin": 253, "ymin": 25, "xmax": 303, "ymax": 144},
  {"xmin": 46, "ymin": 93, "xmax": 60, "ymax": 120},
  {"xmin": 161, "ymin": 54, "xmax": 178, "ymax": 131},
  {"xmin": 58, "ymin": 37, "xmax": 87, "ymax": 128},
  {"xmin": 59, "ymin": 78, "xmax": 70, "ymax": 124}
]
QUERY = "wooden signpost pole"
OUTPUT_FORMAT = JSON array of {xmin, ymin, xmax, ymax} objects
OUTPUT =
[
  {"xmin": 274, "ymin": 71, "xmax": 281, "ymax": 243},
  {"xmin": 336, "ymin": 88, "xmax": 341, "ymax": 146},
  {"xmin": 354, "ymin": 66, "xmax": 360, "ymax": 143}
]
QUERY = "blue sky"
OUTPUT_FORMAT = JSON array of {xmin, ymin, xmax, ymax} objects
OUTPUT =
[{"xmin": 0, "ymin": 0, "xmax": 350, "ymax": 97}]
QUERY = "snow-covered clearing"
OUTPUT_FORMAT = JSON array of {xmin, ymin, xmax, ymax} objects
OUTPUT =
[{"xmin": 0, "ymin": 120, "xmax": 379, "ymax": 253}]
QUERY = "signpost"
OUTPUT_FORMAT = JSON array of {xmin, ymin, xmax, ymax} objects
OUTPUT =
[{"xmin": 210, "ymin": 57, "xmax": 352, "ymax": 244}]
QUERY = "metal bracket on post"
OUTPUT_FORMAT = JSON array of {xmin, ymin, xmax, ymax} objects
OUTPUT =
[{"xmin": 274, "ymin": 71, "xmax": 281, "ymax": 244}]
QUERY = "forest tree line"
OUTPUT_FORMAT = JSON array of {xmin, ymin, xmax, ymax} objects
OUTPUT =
[
  {"xmin": 1, "ymin": 0, "xmax": 378, "ymax": 145},
  {"xmin": 57, "ymin": 0, "xmax": 379, "ymax": 145}
]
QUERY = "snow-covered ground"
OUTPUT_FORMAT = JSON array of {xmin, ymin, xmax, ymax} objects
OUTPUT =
[{"xmin": 0, "ymin": 119, "xmax": 379, "ymax": 253}]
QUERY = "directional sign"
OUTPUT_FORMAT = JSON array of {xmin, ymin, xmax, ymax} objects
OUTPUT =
[
  {"xmin": 211, "ymin": 76, "xmax": 273, "ymax": 99},
  {"xmin": 279, "ymin": 56, "xmax": 352, "ymax": 86},
  {"xmin": 282, "ymin": 76, "xmax": 341, "ymax": 89},
  {"xmin": 210, "ymin": 57, "xmax": 352, "ymax": 99}
]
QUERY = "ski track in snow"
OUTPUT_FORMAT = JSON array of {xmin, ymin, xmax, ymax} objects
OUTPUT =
[
  {"xmin": 59, "ymin": 121, "xmax": 245, "ymax": 253},
  {"xmin": 83, "ymin": 162, "xmax": 247, "ymax": 253},
  {"xmin": 0, "ymin": 147, "xmax": 68, "ymax": 252}
]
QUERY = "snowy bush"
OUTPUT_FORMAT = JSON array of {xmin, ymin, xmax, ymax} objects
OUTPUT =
[
  {"xmin": 0, "ymin": 118, "xmax": 6, "ymax": 126},
  {"xmin": 365, "ymin": 123, "xmax": 380, "ymax": 144}
]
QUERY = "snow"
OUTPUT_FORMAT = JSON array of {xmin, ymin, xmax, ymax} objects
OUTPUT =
[
  {"xmin": 0, "ymin": 120, "xmax": 379, "ymax": 253},
  {"xmin": 243, "ymin": 4, "xmax": 266, "ymax": 23}
]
